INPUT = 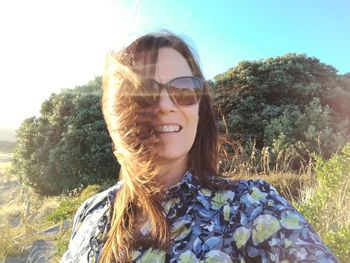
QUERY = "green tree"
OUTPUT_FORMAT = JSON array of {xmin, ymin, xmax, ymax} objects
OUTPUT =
[
  {"xmin": 12, "ymin": 77, "xmax": 119, "ymax": 195},
  {"xmin": 213, "ymin": 54, "xmax": 350, "ymax": 169}
]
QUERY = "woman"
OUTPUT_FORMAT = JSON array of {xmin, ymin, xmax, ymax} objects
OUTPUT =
[{"xmin": 61, "ymin": 32, "xmax": 338, "ymax": 262}]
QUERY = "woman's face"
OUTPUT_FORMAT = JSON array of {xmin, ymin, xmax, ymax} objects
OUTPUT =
[{"xmin": 150, "ymin": 47, "xmax": 199, "ymax": 162}]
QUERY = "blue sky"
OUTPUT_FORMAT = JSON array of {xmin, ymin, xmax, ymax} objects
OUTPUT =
[
  {"xmin": 0, "ymin": 0, "xmax": 349, "ymax": 134},
  {"xmin": 120, "ymin": 0, "xmax": 350, "ymax": 78}
]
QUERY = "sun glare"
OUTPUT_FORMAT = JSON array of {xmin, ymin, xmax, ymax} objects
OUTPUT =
[{"xmin": 0, "ymin": 0, "xmax": 146, "ymax": 130}]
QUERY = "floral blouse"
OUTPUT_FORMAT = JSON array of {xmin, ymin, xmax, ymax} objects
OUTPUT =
[{"xmin": 61, "ymin": 171, "xmax": 338, "ymax": 263}]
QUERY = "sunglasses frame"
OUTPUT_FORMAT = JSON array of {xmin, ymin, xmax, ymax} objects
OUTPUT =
[{"xmin": 141, "ymin": 76, "xmax": 204, "ymax": 107}]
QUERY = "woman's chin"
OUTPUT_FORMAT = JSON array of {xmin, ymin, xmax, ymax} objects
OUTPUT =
[{"xmin": 157, "ymin": 148, "xmax": 188, "ymax": 162}]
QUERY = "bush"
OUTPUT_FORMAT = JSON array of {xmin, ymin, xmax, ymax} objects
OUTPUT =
[
  {"xmin": 46, "ymin": 184, "xmax": 102, "ymax": 223},
  {"xmin": 294, "ymin": 143, "xmax": 350, "ymax": 261},
  {"xmin": 323, "ymin": 226, "xmax": 350, "ymax": 261},
  {"xmin": 12, "ymin": 77, "xmax": 120, "ymax": 195},
  {"xmin": 213, "ymin": 54, "xmax": 350, "ymax": 172}
]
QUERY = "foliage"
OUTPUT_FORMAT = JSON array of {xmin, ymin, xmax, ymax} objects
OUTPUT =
[
  {"xmin": 46, "ymin": 184, "xmax": 101, "ymax": 223},
  {"xmin": 294, "ymin": 143, "xmax": 350, "ymax": 261},
  {"xmin": 213, "ymin": 54, "xmax": 350, "ymax": 171},
  {"xmin": 12, "ymin": 77, "xmax": 120, "ymax": 195},
  {"xmin": 323, "ymin": 226, "xmax": 350, "ymax": 261},
  {"xmin": 53, "ymin": 227, "xmax": 71, "ymax": 261}
]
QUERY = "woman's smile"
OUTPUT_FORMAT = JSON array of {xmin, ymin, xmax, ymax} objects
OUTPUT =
[{"xmin": 155, "ymin": 124, "xmax": 182, "ymax": 133}]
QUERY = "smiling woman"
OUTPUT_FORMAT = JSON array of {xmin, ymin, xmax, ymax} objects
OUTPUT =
[
  {"xmin": 60, "ymin": 32, "xmax": 339, "ymax": 263},
  {"xmin": 147, "ymin": 48, "xmax": 200, "ymax": 186}
]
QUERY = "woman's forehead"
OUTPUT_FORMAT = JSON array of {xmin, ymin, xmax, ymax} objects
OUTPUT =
[
  {"xmin": 133, "ymin": 47, "xmax": 192, "ymax": 81},
  {"xmin": 153, "ymin": 48, "xmax": 192, "ymax": 82}
]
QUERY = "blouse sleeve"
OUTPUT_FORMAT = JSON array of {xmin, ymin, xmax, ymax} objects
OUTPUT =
[
  {"xmin": 242, "ymin": 179, "xmax": 339, "ymax": 263},
  {"xmin": 60, "ymin": 182, "xmax": 121, "ymax": 263},
  {"xmin": 60, "ymin": 195, "xmax": 98, "ymax": 262}
]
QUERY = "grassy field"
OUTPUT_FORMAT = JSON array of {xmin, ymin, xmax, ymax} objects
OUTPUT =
[{"xmin": 1, "ymin": 144, "xmax": 349, "ymax": 262}]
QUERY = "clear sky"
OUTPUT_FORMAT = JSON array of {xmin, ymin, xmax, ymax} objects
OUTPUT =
[{"xmin": 0, "ymin": 0, "xmax": 349, "ymax": 133}]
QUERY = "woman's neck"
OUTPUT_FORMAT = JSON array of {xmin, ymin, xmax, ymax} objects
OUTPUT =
[{"xmin": 158, "ymin": 154, "xmax": 189, "ymax": 189}]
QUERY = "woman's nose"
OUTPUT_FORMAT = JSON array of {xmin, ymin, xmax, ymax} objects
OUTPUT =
[{"xmin": 156, "ymin": 88, "xmax": 176, "ymax": 113}]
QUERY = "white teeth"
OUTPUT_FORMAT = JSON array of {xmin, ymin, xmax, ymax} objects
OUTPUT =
[{"xmin": 155, "ymin": 125, "xmax": 181, "ymax": 132}]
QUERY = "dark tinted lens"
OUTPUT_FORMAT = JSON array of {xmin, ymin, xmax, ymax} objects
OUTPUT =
[
  {"xmin": 168, "ymin": 77, "xmax": 202, "ymax": 106},
  {"xmin": 136, "ymin": 79, "xmax": 159, "ymax": 107}
]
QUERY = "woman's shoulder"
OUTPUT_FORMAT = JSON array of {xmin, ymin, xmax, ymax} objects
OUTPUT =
[
  {"xmin": 209, "ymin": 176, "xmax": 278, "ymax": 195},
  {"xmin": 207, "ymin": 176, "xmax": 339, "ymax": 262},
  {"xmin": 61, "ymin": 181, "xmax": 123, "ymax": 262},
  {"xmin": 208, "ymin": 176, "xmax": 309, "ymax": 231},
  {"xmin": 207, "ymin": 176, "xmax": 290, "ymax": 208}
]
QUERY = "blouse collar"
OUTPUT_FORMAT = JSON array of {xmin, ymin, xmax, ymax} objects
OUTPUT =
[
  {"xmin": 164, "ymin": 170, "xmax": 201, "ymax": 200},
  {"xmin": 105, "ymin": 170, "xmax": 202, "ymax": 204}
]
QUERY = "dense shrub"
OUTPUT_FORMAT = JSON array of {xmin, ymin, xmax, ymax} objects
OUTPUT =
[
  {"xmin": 12, "ymin": 77, "xmax": 120, "ymax": 195},
  {"xmin": 294, "ymin": 143, "xmax": 350, "ymax": 261},
  {"xmin": 213, "ymin": 54, "xmax": 350, "ymax": 171}
]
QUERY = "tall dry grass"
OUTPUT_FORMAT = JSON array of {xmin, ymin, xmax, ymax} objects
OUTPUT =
[{"xmin": 0, "ymin": 161, "xmax": 62, "ymax": 261}]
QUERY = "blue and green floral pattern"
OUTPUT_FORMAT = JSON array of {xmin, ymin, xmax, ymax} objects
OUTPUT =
[{"xmin": 61, "ymin": 171, "xmax": 338, "ymax": 262}]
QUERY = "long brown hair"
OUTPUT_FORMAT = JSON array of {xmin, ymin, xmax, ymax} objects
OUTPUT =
[{"xmin": 100, "ymin": 32, "xmax": 220, "ymax": 262}]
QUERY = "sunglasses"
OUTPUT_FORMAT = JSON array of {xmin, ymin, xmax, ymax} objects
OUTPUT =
[{"xmin": 137, "ymin": 76, "xmax": 204, "ymax": 107}]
